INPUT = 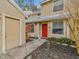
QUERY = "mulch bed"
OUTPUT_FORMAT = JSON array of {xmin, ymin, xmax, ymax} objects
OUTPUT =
[{"xmin": 25, "ymin": 42, "xmax": 79, "ymax": 59}]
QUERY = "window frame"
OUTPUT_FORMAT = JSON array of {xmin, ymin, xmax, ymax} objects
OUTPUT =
[
  {"xmin": 52, "ymin": 21, "xmax": 64, "ymax": 34},
  {"xmin": 53, "ymin": 0, "xmax": 64, "ymax": 12}
]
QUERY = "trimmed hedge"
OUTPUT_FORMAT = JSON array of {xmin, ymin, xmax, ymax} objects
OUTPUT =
[{"xmin": 46, "ymin": 37, "xmax": 75, "ymax": 46}]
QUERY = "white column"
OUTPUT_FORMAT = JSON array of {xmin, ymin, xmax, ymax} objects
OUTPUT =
[
  {"xmin": 2, "ymin": 14, "xmax": 6, "ymax": 54},
  {"xmin": 67, "ymin": 25, "xmax": 70, "ymax": 38},
  {"xmin": 19, "ymin": 19, "xmax": 22, "ymax": 45},
  {"xmin": 63, "ymin": 20, "xmax": 67, "ymax": 37},
  {"xmin": 38, "ymin": 23, "xmax": 41, "ymax": 39},
  {"xmin": 19, "ymin": 19, "xmax": 25, "ymax": 45},
  {"xmin": 22, "ymin": 20, "xmax": 25, "ymax": 44}
]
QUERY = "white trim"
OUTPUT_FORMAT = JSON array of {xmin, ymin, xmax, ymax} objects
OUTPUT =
[
  {"xmin": 9, "ymin": 0, "xmax": 26, "ymax": 17},
  {"xmin": 63, "ymin": 21, "xmax": 67, "ymax": 37},
  {"xmin": 20, "ymin": 19, "xmax": 25, "ymax": 45},
  {"xmin": 2, "ymin": 14, "xmax": 6, "ymax": 54},
  {"xmin": 38, "ymin": 23, "xmax": 41, "ymax": 39},
  {"xmin": 4, "ymin": 13, "xmax": 20, "ymax": 20},
  {"xmin": 40, "ymin": 23, "xmax": 42, "ymax": 38},
  {"xmin": 63, "ymin": 20, "xmax": 67, "ymax": 37},
  {"xmin": 67, "ymin": 23, "xmax": 70, "ymax": 38},
  {"xmin": 54, "ymin": 0, "xmax": 63, "ymax": 6},
  {"xmin": 41, "ymin": 0, "xmax": 51, "ymax": 4},
  {"xmin": 52, "ymin": 0, "xmax": 54, "ymax": 14},
  {"xmin": 19, "ymin": 19, "xmax": 23, "ymax": 45}
]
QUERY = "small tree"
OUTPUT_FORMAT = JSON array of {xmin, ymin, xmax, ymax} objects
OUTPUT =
[{"xmin": 65, "ymin": 0, "xmax": 79, "ymax": 54}]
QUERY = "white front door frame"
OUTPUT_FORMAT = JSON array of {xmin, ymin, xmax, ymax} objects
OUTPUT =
[{"xmin": 19, "ymin": 18, "xmax": 25, "ymax": 45}]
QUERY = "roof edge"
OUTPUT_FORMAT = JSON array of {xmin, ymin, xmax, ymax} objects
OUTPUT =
[
  {"xmin": 25, "ymin": 12, "xmax": 69, "ymax": 23},
  {"xmin": 41, "ymin": 0, "xmax": 52, "ymax": 5}
]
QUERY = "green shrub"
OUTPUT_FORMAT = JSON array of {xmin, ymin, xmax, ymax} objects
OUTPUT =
[
  {"xmin": 46, "ymin": 37, "xmax": 75, "ymax": 46},
  {"xmin": 56, "ymin": 38, "xmax": 63, "ymax": 43},
  {"xmin": 59, "ymin": 37, "xmax": 75, "ymax": 46}
]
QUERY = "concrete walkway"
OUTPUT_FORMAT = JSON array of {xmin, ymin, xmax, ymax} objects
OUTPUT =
[
  {"xmin": 0, "ymin": 39, "xmax": 46, "ymax": 59},
  {"xmin": 25, "ymin": 39, "xmax": 46, "ymax": 56}
]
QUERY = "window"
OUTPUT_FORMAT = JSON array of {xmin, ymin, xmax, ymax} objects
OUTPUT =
[
  {"xmin": 53, "ymin": 0, "xmax": 63, "ymax": 12},
  {"xmin": 31, "ymin": 24, "xmax": 34, "ymax": 32},
  {"xmin": 52, "ymin": 21, "xmax": 63, "ymax": 34}
]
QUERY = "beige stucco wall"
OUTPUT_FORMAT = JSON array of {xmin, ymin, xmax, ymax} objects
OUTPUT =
[
  {"xmin": 28, "ymin": 23, "xmax": 40, "ymax": 38},
  {"xmin": 34, "ymin": 23, "xmax": 40, "ymax": 37},
  {"xmin": 41, "ymin": 1, "xmax": 53, "ymax": 16},
  {"xmin": 0, "ymin": 0, "xmax": 24, "ymax": 18},
  {"xmin": 41, "ymin": 0, "xmax": 79, "ymax": 17},
  {"xmin": 41, "ymin": 0, "xmax": 66, "ymax": 16}
]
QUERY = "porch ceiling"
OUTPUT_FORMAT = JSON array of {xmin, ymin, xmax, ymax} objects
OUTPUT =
[{"xmin": 25, "ymin": 12, "xmax": 69, "ymax": 23}]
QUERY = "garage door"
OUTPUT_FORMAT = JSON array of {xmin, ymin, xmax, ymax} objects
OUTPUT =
[{"xmin": 5, "ymin": 17, "xmax": 20, "ymax": 49}]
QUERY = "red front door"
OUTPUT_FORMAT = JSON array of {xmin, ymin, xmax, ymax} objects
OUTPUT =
[{"xmin": 42, "ymin": 24, "xmax": 48, "ymax": 38}]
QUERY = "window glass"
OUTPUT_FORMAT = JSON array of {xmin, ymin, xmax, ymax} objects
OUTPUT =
[
  {"xmin": 52, "ymin": 21, "xmax": 63, "ymax": 34},
  {"xmin": 31, "ymin": 24, "xmax": 34, "ymax": 32}
]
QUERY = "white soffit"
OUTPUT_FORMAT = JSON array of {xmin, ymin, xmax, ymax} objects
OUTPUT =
[{"xmin": 25, "ymin": 12, "xmax": 69, "ymax": 23}]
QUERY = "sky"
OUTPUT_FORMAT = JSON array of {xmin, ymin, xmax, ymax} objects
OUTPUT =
[
  {"xmin": 14, "ymin": 0, "xmax": 41, "ymax": 10},
  {"xmin": 34, "ymin": 0, "xmax": 41, "ymax": 6}
]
